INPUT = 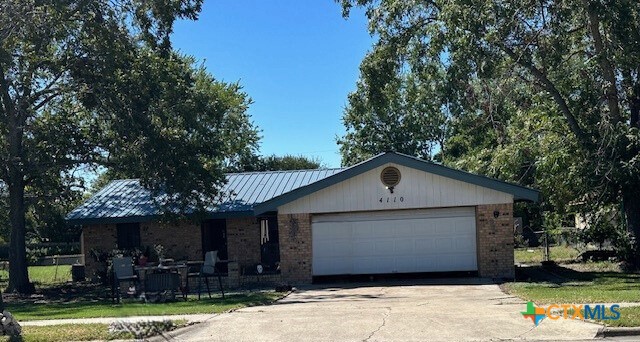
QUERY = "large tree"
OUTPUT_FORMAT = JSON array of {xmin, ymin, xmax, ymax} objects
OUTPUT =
[
  {"xmin": 230, "ymin": 154, "xmax": 323, "ymax": 172},
  {"xmin": 338, "ymin": 60, "xmax": 447, "ymax": 165},
  {"xmin": 340, "ymin": 1, "xmax": 640, "ymax": 263},
  {"xmin": 0, "ymin": 0, "xmax": 259, "ymax": 294}
]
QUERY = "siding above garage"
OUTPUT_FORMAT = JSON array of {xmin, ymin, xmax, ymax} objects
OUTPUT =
[{"xmin": 278, "ymin": 163, "xmax": 513, "ymax": 214}]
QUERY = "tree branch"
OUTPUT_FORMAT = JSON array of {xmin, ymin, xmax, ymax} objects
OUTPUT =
[
  {"xmin": 584, "ymin": 0, "xmax": 622, "ymax": 124},
  {"xmin": 500, "ymin": 45, "xmax": 587, "ymax": 147},
  {"xmin": 0, "ymin": 63, "xmax": 16, "ymax": 121},
  {"xmin": 31, "ymin": 91, "xmax": 60, "ymax": 111},
  {"xmin": 28, "ymin": 72, "xmax": 64, "ymax": 104}
]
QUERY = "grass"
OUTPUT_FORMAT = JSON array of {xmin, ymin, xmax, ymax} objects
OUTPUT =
[
  {"xmin": 2, "ymin": 323, "xmax": 116, "ymax": 342},
  {"xmin": 0, "ymin": 265, "xmax": 71, "ymax": 286},
  {"xmin": 515, "ymin": 245, "xmax": 581, "ymax": 264},
  {"xmin": 504, "ymin": 264, "xmax": 640, "ymax": 304},
  {"xmin": 0, "ymin": 320, "xmax": 188, "ymax": 342},
  {"xmin": 601, "ymin": 307, "xmax": 640, "ymax": 327},
  {"xmin": 504, "ymin": 262, "xmax": 640, "ymax": 326},
  {"xmin": 8, "ymin": 292, "xmax": 282, "ymax": 321}
]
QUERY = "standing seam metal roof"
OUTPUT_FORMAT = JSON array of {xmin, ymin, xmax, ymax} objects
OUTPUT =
[
  {"xmin": 66, "ymin": 168, "xmax": 345, "ymax": 224},
  {"xmin": 67, "ymin": 152, "xmax": 540, "ymax": 225}
]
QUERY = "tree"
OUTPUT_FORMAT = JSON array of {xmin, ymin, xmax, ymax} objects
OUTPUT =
[
  {"xmin": 236, "ymin": 154, "xmax": 322, "ymax": 172},
  {"xmin": 340, "ymin": 0, "xmax": 640, "ymax": 265},
  {"xmin": 338, "ymin": 52, "xmax": 447, "ymax": 165},
  {"xmin": 0, "ymin": 0, "xmax": 259, "ymax": 294}
]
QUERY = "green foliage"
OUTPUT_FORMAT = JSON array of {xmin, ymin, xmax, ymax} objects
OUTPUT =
[
  {"xmin": 338, "ymin": 62, "xmax": 447, "ymax": 165},
  {"xmin": 92, "ymin": 153, "xmax": 320, "ymax": 191},
  {"xmin": 232, "ymin": 154, "xmax": 323, "ymax": 172},
  {"xmin": 579, "ymin": 206, "xmax": 624, "ymax": 250},
  {"xmin": 0, "ymin": 0, "xmax": 259, "ymax": 292},
  {"xmin": 340, "ymin": 0, "xmax": 640, "ymax": 262}
]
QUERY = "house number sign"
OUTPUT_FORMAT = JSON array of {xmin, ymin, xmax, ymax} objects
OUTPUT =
[{"xmin": 379, "ymin": 196, "xmax": 404, "ymax": 203}]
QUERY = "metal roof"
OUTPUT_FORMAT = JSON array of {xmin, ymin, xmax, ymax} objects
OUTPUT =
[
  {"xmin": 67, "ymin": 152, "xmax": 540, "ymax": 224},
  {"xmin": 66, "ymin": 168, "xmax": 344, "ymax": 224},
  {"xmin": 253, "ymin": 152, "xmax": 540, "ymax": 214}
]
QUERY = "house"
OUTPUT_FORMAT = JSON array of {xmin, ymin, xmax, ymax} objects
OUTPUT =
[{"xmin": 67, "ymin": 152, "xmax": 539, "ymax": 285}]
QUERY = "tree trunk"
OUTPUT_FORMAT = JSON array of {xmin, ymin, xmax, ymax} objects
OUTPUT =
[
  {"xmin": 6, "ymin": 108, "xmax": 32, "ymax": 294},
  {"xmin": 7, "ymin": 171, "xmax": 32, "ymax": 294},
  {"xmin": 623, "ymin": 190, "xmax": 640, "ymax": 268}
]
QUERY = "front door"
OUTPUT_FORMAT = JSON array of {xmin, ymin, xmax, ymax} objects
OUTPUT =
[
  {"xmin": 260, "ymin": 216, "xmax": 280, "ymax": 272},
  {"xmin": 202, "ymin": 219, "xmax": 228, "ymax": 273}
]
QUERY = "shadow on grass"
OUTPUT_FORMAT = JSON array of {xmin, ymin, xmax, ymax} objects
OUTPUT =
[
  {"xmin": 6, "ymin": 292, "xmax": 278, "ymax": 321},
  {"xmin": 516, "ymin": 264, "xmax": 640, "ymax": 286}
]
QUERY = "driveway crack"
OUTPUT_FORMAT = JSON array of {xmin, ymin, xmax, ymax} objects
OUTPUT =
[{"xmin": 364, "ymin": 306, "xmax": 391, "ymax": 342}]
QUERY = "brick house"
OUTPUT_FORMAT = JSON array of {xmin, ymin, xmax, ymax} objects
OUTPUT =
[{"xmin": 67, "ymin": 152, "xmax": 539, "ymax": 286}]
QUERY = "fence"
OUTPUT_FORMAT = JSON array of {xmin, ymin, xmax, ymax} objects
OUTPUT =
[{"xmin": 0, "ymin": 242, "xmax": 81, "ymax": 265}]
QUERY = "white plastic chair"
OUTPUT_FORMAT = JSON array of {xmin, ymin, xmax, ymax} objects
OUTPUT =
[
  {"xmin": 112, "ymin": 257, "xmax": 138, "ymax": 302},
  {"xmin": 198, "ymin": 251, "xmax": 225, "ymax": 299}
]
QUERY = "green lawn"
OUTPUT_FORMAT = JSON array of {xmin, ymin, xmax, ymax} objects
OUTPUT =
[
  {"xmin": 602, "ymin": 306, "xmax": 640, "ymax": 327},
  {"xmin": 1, "ymin": 324, "xmax": 122, "ymax": 342},
  {"xmin": 0, "ymin": 265, "xmax": 71, "ymax": 285},
  {"xmin": 504, "ymin": 263, "xmax": 640, "ymax": 326},
  {"xmin": 0, "ymin": 320, "xmax": 187, "ymax": 342},
  {"xmin": 505, "ymin": 265, "xmax": 640, "ymax": 304},
  {"xmin": 8, "ymin": 292, "xmax": 282, "ymax": 321},
  {"xmin": 515, "ymin": 245, "xmax": 581, "ymax": 264}
]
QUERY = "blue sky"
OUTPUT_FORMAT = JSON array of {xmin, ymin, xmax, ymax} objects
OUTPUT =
[{"xmin": 171, "ymin": 1, "xmax": 373, "ymax": 168}]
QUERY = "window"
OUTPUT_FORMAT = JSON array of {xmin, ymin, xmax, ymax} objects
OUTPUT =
[{"xmin": 116, "ymin": 222, "xmax": 141, "ymax": 249}]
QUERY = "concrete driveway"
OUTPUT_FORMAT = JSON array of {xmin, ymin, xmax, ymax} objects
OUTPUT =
[{"xmin": 166, "ymin": 279, "xmax": 602, "ymax": 341}]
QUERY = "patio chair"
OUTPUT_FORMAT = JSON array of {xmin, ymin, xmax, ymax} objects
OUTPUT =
[
  {"xmin": 186, "ymin": 251, "xmax": 225, "ymax": 299},
  {"xmin": 112, "ymin": 257, "xmax": 138, "ymax": 303}
]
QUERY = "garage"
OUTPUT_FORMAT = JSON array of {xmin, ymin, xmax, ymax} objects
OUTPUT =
[
  {"xmin": 312, "ymin": 207, "xmax": 477, "ymax": 276},
  {"xmin": 252, "ymin": 152, "xmax": 540, "ymax": 282}
]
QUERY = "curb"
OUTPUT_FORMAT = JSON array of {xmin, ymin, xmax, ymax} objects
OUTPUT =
[
  {"xmin": 148, "ymin": 321, "xmax": 207, "ymax": 342},
  {"xmin": 147, "ymin": 291, "xmax": 291, "ymax": 341},
  {"xmin": 596, "ymin": 327, "xmax": 640, "ymax": 337}
]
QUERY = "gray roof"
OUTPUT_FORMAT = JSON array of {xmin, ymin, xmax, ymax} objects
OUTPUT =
[
  {"xmin": 66, "ymin": 168, "xmax": 344, "ymax": 224},
  {"xmin": 67, "ymin": 152, "xmax": 540, "ymax": 224}
]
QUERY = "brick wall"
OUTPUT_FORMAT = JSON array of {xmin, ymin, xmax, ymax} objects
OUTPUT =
[
  {"xmin": 277, "ymin": 213, "xmax": 312, "ymax": 284},
  {"xmin": 140, "ymin": 221, "xmax": 201, "ymax": 261},
  {"xmin": 82, "ymin": 224, "xmax": 117, "ymax": 279},
  {"xmin": 82, "ymin": 217, "xmax": 263, "ymax": 284},
  {"xmin": 476, "ymin": 203, "xmax": 515, "ymax": 279},
  {"xmin": 226, "ymin": 217, "xmax": 261, "ymax": 271}
]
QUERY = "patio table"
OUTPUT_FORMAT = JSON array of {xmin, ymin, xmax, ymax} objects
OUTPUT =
[{"xmin": 135, "ymin": 263, "xmax": 188, "ymax": 295}]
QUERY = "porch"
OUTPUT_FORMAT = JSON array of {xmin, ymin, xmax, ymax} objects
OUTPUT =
[{"xmin": 81, "ymin": 216, "xmax": 282, "ymax": 289}]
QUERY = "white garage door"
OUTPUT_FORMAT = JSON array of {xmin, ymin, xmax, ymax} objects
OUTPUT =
[{"xmin": 312, "ymin": 207, "xmax": 477, "ymax": 276}]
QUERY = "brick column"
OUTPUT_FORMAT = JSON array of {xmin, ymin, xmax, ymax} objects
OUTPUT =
[
  {"xmin": 277, "ymin": 213, "xmax": 312, "ymax": 284},
  {"xmin": 227, "ymin": 261, "xmax": 240, "ymax": 288},
  {"xmin": 82, "ymin": 224, "xmax": 117, "ymax": 281},
  {"xmin": 226, "ymin": 217, "xmax": 261, "ymax": 271},
  {"xmin": 476, "ymin": 203, "xmax": 515, "ymax": 279}
]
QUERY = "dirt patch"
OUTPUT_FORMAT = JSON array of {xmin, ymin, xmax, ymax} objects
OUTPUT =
[
  {"xmin": 561, "ymin": 261, "xmax": 624, "ymax": 273},
  {"xmin": 3, "ymin": 281, "xmax": 107, "ymax": 306}
]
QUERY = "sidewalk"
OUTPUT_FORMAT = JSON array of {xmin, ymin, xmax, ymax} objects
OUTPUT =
[{"xmin": 19, "ymin": 313, "xmax": 216, "ymax": 326}]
